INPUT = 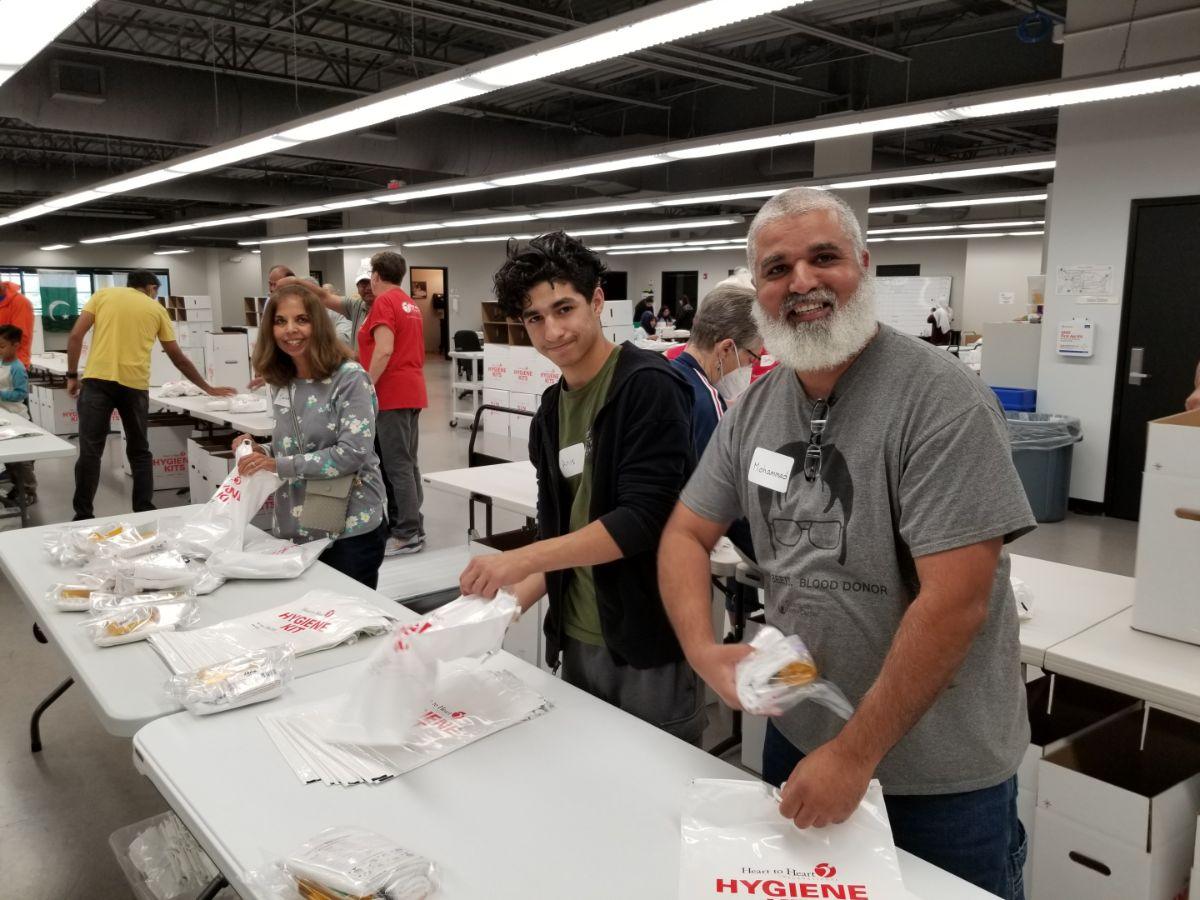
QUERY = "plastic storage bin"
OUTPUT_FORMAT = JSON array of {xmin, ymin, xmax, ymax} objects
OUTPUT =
[
  {"xmin": 1006, "ymin": 413, "xmax": 1083, "ymax": 523},
  {"xmin": 992, "ymin": 386, "xmax": 1038, "ymax": 412}
]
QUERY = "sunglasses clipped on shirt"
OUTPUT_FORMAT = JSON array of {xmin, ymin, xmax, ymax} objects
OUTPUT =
[{"xmin": 803, "ymin": 398, "xmax": 830, "ymax": 483}]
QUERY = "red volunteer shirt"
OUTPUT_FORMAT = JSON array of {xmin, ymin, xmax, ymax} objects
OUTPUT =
[{"xmin": 358, "ymin": 287, "xmax": 428, "ymax": 411}]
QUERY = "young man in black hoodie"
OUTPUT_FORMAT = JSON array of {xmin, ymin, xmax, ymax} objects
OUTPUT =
[{"xmin": 459, "ymin": 231, "xmax": 705, "ymax": 744}]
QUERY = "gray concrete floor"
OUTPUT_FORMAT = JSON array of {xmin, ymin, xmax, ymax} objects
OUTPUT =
[{"xmin": 0, "ymin": 358, "xmax": 1140, "ymax": 898}]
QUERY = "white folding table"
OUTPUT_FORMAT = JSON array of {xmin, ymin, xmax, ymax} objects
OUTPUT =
[
  {"xmin": 424, "ymin": 461, "xmax": 537, "ymax": 539},
  {"xmin": 0, "ymin": 414, "xmax": 77, "ymax": 526},
  {"xmin": 132, "ymin": 654, "xmax": 995, "ymax": 900},
  {"xmin": 1008, "ymin": 554, "xmax": 1134, "ymax": 668},
  {"xmin": 0, "ymin": 508, "xmax": 412, "ymax": 744},
  {"xmin": 149, "ymin": 389, "xmax": 276, "ymax": 436}
]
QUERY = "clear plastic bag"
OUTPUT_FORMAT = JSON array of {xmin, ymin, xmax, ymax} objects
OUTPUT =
[
  {"xmin": 46, "ymin": 576, "xmax": 110, "ymax": 612},
  {"xmin": 325, "ymin": 591, "xmax": 520, "ymax": 747},
  {"xmin": 44, "ymin": 520, "xmax": 136, "ymax": 566},
  {"xmin": 93, "ymin": 524, "xmax": 168, "ymax": 560},
  {"xmin": 115, "ymin": 550, "xmax": 200, "ymax": 593},
  {"xmin": 85, "ymin": 593, "xmax": 199, "ymax": 647},
  {"xmin": 207, "ymin": 536, "xmax": 330, "ymax": 580},
  {"xmin": 1011, "ymin": 576, "xmax": 1034, "ymax": 622},
  {"xmin": 110, "ymin": 811, "xmax": 221, "ymax": 900},
  {"xmin": 678, "ymin": 779, "xmax": 906, "ymax": 899},
  {"xmin": 167, "ymin": 646, "xmax": 295, "ymax": 715},
  {"xmin": 279, "ymin": 826, "xmax": 437, "ymax": 899},
  {"xmin": 229, "ymin": 394, "xmax": 268, "ymax": 413},
  {"xmin": 1005, "ymin": 412, "xmax": 1083, "ymax": 451},
  {"xmin": 735, "ymin": 626, "xmax": 854, "ymax": 719},
  {"xmin": 176, "ymin": 441, "xmax": 281, "ymax": 559}
]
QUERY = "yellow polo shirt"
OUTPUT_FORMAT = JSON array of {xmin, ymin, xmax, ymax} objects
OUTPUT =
[{"xmin": 82, "ymin": 287, "xmax": 175, "ymax": 391}]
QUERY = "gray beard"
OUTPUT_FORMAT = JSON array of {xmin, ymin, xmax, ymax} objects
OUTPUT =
[{"xmin": 752, "ymin": 277, "xmax": 878, "ymax": 373}]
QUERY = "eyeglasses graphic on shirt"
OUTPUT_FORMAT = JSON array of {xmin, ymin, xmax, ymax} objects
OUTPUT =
[
  {"xmin": 804, "ymin": 398, "xmax": 830, "ymax": 483},
  {"xmin": 769, "ymin": 518, "xmax": 843, "ymax": 550}
]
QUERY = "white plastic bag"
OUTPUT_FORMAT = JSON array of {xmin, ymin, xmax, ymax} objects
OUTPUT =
[
  {"xmin": 115, "ymin": 550, "xmax": 199, "ymax": 593},
  {"xmin": 736, "ymin": 626, "xmax": 854, "ymax": 719},
  {"xmin": 176, "ymin": 440, "xmax": 281, "ymax": 558},
  {"xmin": 279, "ymin": 826, "xmax": 437, "ymax": 899},
  {"xmin": 1011, "ymin": 576, "xmax": 1034, "ymax": 621},
  {"xmin": 678, "ymin": 779, "xmax": 907, "ymax": 899},
  {"xmin": 326, "ymin": 592, "xmax": 519, "ymax": 746},
  {"xmin": 230, "ymin": 394, "xmax": 268, "ymax": 413},
  {"xmin": 167, "ymin": 646, "xmax": 295, "ymax": 715},
  {"xmin": 158, "ymin": 380, "xmax": 205, "ymax": 398},
  {"xmin": 207, "ymin": 536, "xmax": 329, "ymax": 580}
]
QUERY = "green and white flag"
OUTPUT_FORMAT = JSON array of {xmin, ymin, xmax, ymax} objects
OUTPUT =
[{"xmin": 39, "ymin": 269, "xmax": 79, "ymax": 332}]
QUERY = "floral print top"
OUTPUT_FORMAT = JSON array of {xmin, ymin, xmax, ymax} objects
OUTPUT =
[{"xmin": 268, "ymin": 361, "xmax": 386, "ymax": 543}]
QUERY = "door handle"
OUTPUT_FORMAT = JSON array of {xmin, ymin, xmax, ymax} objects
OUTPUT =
[{"xmin": 1128, "ymin": 347, "xmax": 1150, "ymax": 386}]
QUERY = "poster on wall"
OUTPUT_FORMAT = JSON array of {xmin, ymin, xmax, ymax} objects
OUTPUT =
[
  {"xmin": 1055, "ymin": 265, "xmax": 1113, "ymax": 297},
  {"xmin": 38, "ymin": 269, "xmax": 79, "ymax": 332}
]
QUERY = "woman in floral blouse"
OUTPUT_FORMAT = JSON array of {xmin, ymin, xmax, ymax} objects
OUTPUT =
[{"xmin": 234, "ymin": 282, "xmax": 388, "ymax": 587}]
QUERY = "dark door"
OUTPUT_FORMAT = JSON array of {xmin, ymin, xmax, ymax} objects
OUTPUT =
[
  {"xmin": 1105, "ymin": 196, "xmax": 1200, "ymax": 519},
  {"xmin": 661, "ymin": 271, "xmax": 698, "ymax": 316}
]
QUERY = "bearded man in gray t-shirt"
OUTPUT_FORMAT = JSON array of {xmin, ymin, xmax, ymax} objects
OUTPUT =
[{"xmin": 659, "ymin": 187, "xmax": 1037, "ymax": 900}]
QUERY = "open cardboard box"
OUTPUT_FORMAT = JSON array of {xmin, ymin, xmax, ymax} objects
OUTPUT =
[
  {"xmin": 1133, "ymin": 409, "xmax": 1200, "ymax": 646},
  {"xmin": 1031, "ymin": 707, "xmax": 1200, "ymax": 900}
]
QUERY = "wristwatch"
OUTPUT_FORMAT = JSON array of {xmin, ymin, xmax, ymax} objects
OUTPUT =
[{"xmin": 66, "ymin": 371, "xmax": 78, "ymax": 379}]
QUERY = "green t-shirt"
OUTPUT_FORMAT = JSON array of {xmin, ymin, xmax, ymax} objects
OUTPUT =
[{"xmin": 559, "ymin": 346, "xmax": 621, "ymax": 646}]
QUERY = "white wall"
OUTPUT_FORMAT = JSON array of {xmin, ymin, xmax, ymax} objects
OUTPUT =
[
  {"xmin": 618, "ymin": 248, "xmax": 750, "ymax": 309},
  {"xmin": 1036, "ymin": 0, "xmax": 1200, "ymax": 502},
  {"xmin": 962, "ymin": 236, "xmax": 1045, "ymax": 333},
  {"xmin": 0, "ymin": 242, "xmax": 264, "ymax": 330}
]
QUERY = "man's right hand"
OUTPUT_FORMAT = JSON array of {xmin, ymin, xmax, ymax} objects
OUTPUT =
[
  {"xmin": 688, "ymin": 642, "xmax": 753, "ymax": 710},
  {"xmin": 67, "ymin": 376, "xmax": 81, "ymax": 399}
]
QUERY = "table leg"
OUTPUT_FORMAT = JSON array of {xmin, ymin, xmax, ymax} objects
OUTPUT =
[
  {"xmin": 197, "ymin": 874, "xmax": 229, "ymax": 900},
  {"xmin": 31, "ymin": 677, "xmax": 74, "ymax": 753},
  {"xmin": 33, "ymin": 622, "xmax": 47, "ymax": 643}
]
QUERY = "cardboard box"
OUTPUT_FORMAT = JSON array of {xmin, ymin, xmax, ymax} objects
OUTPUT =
[
  {"xmin": 1132, "ymin": 409, "xmax": 1200, "ymax": 646},
  {"xmin": 604, "ymin": 324, "xmax": 636, "ymax": 344},
  {"xmin": 603, "ymin": 299, "xmax": 633, "ymax": 324},
  {"xmin": 508, "ymin": 346, "xmax": 540, "ymax": 394},
  {"xmin": 1019, "ymin": 675, "xmax": 1140, "ymax": 893},
  {"xmin": 120, "ymin": 416, "xmax": 190, "ymax": 489},
  {"xmin": 483, "ymin": 344, "xmax": 511, "ymax": 390},
  {"xmin": 181, "ymin": 295, "xmax": 213, "ymax": 311},
  {"xmin": 204, "ymin": 331, "xmax": 250, "ymax": 391},
  {"xmin": 481, "ymin": 389, "xmax": 509, "ymax": 436},
  {"xmin": 533, "ymin": 354, "xmax": 561, "ymax": 395},
  {"xmin": 1030, "ymin": 708, "xmax": 1200, "ymax": 900},
  {"xmin": 509, "ymin": 392, "xmax": 536, "ymax": 441}
]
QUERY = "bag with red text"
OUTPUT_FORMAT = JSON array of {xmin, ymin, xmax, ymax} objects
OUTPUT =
[
  {"xmin": 320, "ymin": 591, "xmax": 521, "ymax": 746},
  {"xmin": 678, "ymin": 779, "xmax": 909, "ymax": 900},
  {"xmin": 148, "ymin": 590, "xmax": 397, "ymax": 674},
  {"xmin": 176, "ymin": 440, "xmax": 281, "ymax": 558}
]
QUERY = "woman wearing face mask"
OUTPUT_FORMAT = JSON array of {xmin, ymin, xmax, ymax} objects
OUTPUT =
[{"xmin": 670, "ymin": 279, "xmax": 763, "ymax": 455}]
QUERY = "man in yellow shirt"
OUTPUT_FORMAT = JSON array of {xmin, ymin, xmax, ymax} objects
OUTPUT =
[{"xmin": 66, "ymin": 270, "xmax": 235, "ymax": 520}]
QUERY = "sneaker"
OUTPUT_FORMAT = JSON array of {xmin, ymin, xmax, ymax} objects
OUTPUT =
[{"xmin": 385, "ymin": 536, "xmax": 424, "ymax": 557}]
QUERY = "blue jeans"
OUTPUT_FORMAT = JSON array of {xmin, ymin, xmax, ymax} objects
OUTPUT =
[
  {"xmin": 763, "ymin": 722, "xmax": 1026, "ymax": 900},
  {"xmin": 317, "ymin": 522, "xmax": 387, "ymax": 589}
]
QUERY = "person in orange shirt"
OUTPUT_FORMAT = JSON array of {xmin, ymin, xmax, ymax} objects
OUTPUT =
[{"xmin": 0, "ymin": 281, "xmax": 34, "ymax": 367}]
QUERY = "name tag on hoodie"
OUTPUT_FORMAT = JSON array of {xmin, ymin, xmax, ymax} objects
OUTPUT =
[
  {"xmin": 559, "ymin": 443, "xmax": 585, "ymax": 479},
  {"xmin": 748, "ymin": 447, "xmax": 793, "ymax": 493}
]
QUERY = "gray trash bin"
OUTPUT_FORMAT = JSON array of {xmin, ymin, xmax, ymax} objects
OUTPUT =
[{"xmin": 1006, "ymin": 412, "xmax": 1083, "ymax": 523}]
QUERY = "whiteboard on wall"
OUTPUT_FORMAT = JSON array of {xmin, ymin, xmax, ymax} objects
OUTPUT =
[{"xmin": 873, "ymin": 276, "xmax": 953, "ymax": 336}]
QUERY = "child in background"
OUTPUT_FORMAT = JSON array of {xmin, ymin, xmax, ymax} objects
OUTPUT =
[{"xmin": 0, "ymin": 324, "xmax": 36, "ymax": 504}]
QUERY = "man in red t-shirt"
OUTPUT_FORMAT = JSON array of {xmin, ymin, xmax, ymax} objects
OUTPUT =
[
  {"xmin": 358, "ymin": 251, "xmax": 428, "ymax": 556},
  {"xmin": 0, "ymin": 282, "xmax": 34, "ymax": 367}
]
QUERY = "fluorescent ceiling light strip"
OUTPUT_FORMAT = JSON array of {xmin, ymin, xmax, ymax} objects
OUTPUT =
[
  {"xmin": 868, "ymin": 192, "xmax": 1048, "ymax": 213},
  {"xmin": 241, "ymin": 229, "xmax": 373, "ymax": 247},
  {"xmin": 867, "ymin": 219, "xmax": 1044, "ymax": 235},
  {"xmin": 449, "ymin": 214, "xmax": 536, "ymax": 227},
  {"xmin": 406, "ymin": 238, "xmax": 464, "ymax": 247},
  {"xmin": 867, "ymin": 230, "xmax": 1044, "ymax": 243},
  {"xmin": 153, "ymin": 249, "xmax": 192, "ymax": 255},
  {"xmin": 461, "ymin": 234, "xmax": 536, "ymax": 243},
  {"xmin": 40, "ymin": 244, "xmax": 72, "ymax": 250},
  {"xmin": 308, "ymin": 242, "xmax": 391, "ymax": 253},
  {"xmin": 622, "ymin": 216, "xmax": 742, "ymax": 232},
  {"xmin": 15, "ymin": 57, "xmax": 1200, "ymax": 232}
]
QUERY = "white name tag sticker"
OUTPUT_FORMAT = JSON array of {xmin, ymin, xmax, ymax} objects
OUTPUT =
[
  {"xmin": 748, "ymin": 447, "xmax": 794, "ymax": 493},
  {"xmin": 559, "ymin": 442, "xmax": 586, "ymax": 479}
]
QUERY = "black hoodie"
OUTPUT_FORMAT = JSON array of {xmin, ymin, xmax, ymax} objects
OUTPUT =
[{"xmin": 530, "ymin": 342, "xmax": 695, "ymax": 670}]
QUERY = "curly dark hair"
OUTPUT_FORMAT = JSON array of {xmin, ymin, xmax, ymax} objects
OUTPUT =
[{"xmin": 492, "ymin": 231, "xmax": 607, "ymax": 320}]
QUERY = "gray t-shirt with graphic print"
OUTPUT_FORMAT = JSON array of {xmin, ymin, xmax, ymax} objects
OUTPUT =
[{"xmin": 681, "ymin": 325, "xmax": 1036, "ymax": 794}]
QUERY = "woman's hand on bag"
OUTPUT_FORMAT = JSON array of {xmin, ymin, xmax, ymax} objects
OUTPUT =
[
  {"xmin": 237, "ymin": 452, "xmax": 277, "ymax": 477},
  {"xmin": 231, "ymin": 433, "xmax": 262, "ymax": 454}
]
